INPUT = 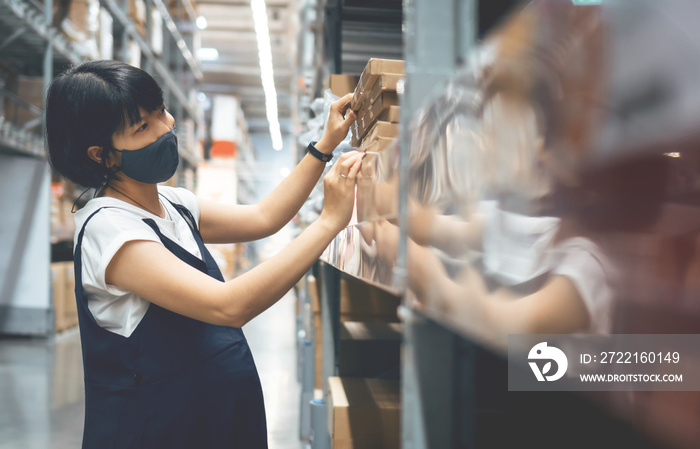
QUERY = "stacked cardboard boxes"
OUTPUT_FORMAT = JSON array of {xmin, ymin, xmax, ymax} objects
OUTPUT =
[
  {"xmin": 327, "ymin": 377, "xmax": 400, "ymax": 449},
  {"xmin": 349, "ymin": 59, "xmax": 404, "ymax": 151},
  {"xmin": 309, "ymin": 275, "xmax": 401, "ymax": 390}
]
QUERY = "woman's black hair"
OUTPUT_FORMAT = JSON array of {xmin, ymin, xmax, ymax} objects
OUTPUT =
[{"xmin": 45, "ymin": 60, "xmax": 164, "ymax": 188}]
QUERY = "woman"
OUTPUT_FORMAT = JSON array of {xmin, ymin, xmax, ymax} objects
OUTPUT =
[{"xmin": 45, "ymin": 60, "xmax": 362, "ymax": 448}]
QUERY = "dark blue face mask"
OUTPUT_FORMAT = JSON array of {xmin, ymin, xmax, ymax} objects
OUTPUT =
[{"xmin": 115, "ymin": 127, "xmax": 179, "ymax": 184}]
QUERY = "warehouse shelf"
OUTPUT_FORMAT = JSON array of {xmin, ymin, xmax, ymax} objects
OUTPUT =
[
  {"xmin": 0, "ymin": 89, "xmax": 45, "ymax": 158},
  {"xmin": 100, "ymin": 0, "xmax": 200, "ymax": 121},
  {"xmin": 0, "ymin": 0, "xmax": 83, "ymax": 68},
  {"xmin": 150, "ymin": 0, "xmax": 202, "ymax": 80},
  {"xmin": 0, "ymin": 0, "xmax": 203, "ymax": 337},
  {"xmin": 0, "ymin": 118, "xmax": 45, "ymax": 158}
]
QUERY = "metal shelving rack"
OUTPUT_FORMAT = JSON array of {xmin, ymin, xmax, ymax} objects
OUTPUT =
[
  {"xmin": 298, "ymin": 0, "xmax": 479, "ymax": 447},
  {"xmin": 307, "ymin": 1, "xmax": 673, "ymax": 447},
  {"xmin": 0, "ymin": 0, "xmax": 87, "ymax": 336},
  {"xmin": 0, "ymin": 0, "xmax": 202, "ymax": 335}
]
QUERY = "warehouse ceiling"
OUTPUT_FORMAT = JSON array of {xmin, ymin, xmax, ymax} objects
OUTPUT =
[
  {"xmin": 195, "ymin": 0, "xmax": 405, "ymax": 142},
  {"xmin": 196, "ymin": 0, "xmax": 299, "ymax": 135}
]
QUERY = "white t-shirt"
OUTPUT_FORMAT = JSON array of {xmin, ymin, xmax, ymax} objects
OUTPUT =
[
  {"xmin": 73, "ymin": 186, "xmax": 202, "ymax": 337},
  {"xmin": 479, "ymin": 200, "xmax": 616, "ymax": 334}
]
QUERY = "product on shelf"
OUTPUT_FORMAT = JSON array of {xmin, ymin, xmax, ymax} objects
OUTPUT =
[
  {"xmin": 308, "ymin": 276, "xmax": 324, "ymax": 390},
  {"xmin": 327, "ymin": 377, "xmax": 400, "ymax": 449},
  {"xmin": 339, "ymin": 277, "xmax": 400, "ymax": 323},
  {"xmin": 350, "ymin": 58, "xmax": 404, "ymax": 112},
  {"xmin": 3, "ymin": 76, "xmax": 44, "ymax": 128},
  {"xmin": 129, "ymin": 0, "xmax": 147, "ymax": 36},
  {"xmin": 353, "ymin": 104, "xmax": 400, "ymax": 145},
  {"xmin": 338, "ymin": 322, "xmax": 401, "ymax": 378},
  {"xmin": 349, "ymin": 59, "xmax": 404, "ymax": 151},
  {"xmin": 325, "ymin": 74, "xmax": 360, "ymax": 98},
  {"xmin": 352, "ymin": 120, "xmax": 398, "ymax": 148}
]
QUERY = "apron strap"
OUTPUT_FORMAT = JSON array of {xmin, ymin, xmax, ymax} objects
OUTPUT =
[
  {"xmin": 157, "ymin": 195, "xmax": 226, "ymax": 282},
  {"xmin": 141, "ymin": 218, "xmax": 209, "ymax": 273},
  {"xmin": 159, "ymin": 195, "xmax": 212, "ymax": 266}
]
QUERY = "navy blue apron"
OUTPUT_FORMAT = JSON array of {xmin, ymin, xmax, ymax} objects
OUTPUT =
[{"xmin": 74, "ymin": 202, "xmax": 268, "ymax": 449}]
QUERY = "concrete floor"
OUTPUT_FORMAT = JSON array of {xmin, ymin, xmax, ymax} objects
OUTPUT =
[{"xmin": 0, "ymin": 291, "xmax": 305, "ymax": 449}]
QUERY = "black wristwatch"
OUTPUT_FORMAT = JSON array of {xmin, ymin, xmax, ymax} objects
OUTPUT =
[{"xmin": 306, "ymin": 141, "xmax": 333, "ymax": 163}]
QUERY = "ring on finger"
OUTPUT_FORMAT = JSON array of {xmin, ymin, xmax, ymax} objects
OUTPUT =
[{"xmin": 339, "ymin": 173, "xmax": 348, "ymax": 179}]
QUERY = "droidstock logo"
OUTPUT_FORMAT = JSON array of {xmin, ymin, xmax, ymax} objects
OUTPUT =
[{"xmin": 528, "ymin": 342, "xmax": 568, "ymax": 382}]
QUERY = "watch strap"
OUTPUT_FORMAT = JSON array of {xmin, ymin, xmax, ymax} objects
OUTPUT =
[{"xmin": 306, "ymin": 141, "xmax": 333, "ymax": 163}]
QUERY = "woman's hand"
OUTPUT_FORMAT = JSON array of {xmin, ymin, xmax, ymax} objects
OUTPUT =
[
  {"xmin": 319, "ymin": 151, "xmax": 365, "ymax": 231},
  {"xmin": 315, "ymin": 93, "xmax": 357, "ymax": 154}
]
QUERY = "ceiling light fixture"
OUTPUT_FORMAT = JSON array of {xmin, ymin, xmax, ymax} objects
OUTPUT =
[
  {"xmin": 196, "ymin": 16, "xmax": 208, "ymax": 30},
  {"xmin": 197, "ymin": 47, "xmax": 219, "ymax": 61},
  {"xmin": 251, "ymin": 0, "xmax": 283, "ymax": 151}
]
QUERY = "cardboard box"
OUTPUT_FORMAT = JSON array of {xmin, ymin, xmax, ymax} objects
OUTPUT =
[
  {"xmin": 4, "ymin": 76, "xmax": 44, "ymax": 127},
  {"xmin": 326, "ymin": 74, "xmax": 360, "ymax": 98},
  {"xmin": 309, "ymin": 275, "xmax": 321, "ymax": 313},
  {"xmin": 65, "ymin": 261, "xmax": 78, "ymax": 328},
  {"xmin": 327, "ymin": 377, "xmax": 400, "ymax": 449},
  {"xmin": 353, "ymin": 74, "xmax": 403, "ymax": 118},
  {"xmin": 376, "ymin": 105, "xmax": 400, "ymax": 124},
  {"xmin": 339, "ymin": 322, "xmax": 402, "ymax": 378},
  {"xmin": 352, "ymin": 105, "xmax": 400, "ymax": 146},
  {"xmin": 358, "ymin": 137, "xmax": 395, "ymax": 154},
  {"xmin": 353, "ymin": 92, "xmax": 399, "ymax": 144},
  {"xmin": 51, "ymin": 263, "xmax": 66, "ymax": 332},
  {"xmin": 352, "ymin": 120, "xmax": 398, "ymax": 147},
  {"xmin": 314, "ymin": 311, "xmax": 323, "ymax": 390},
  {"xmin": 339, "ymin": 277, "xmax": 400, "ymax": 322},
  {"xmin": 351, "ymin": 59, "xmax": 405, "ymax": 111},
  {"xmin": 362, "ymin": 92, "xmax": 399, "ymax": 123},
  {"xmin": 129, "ymin": 0, "xmax": 147, "ymax": 29},
  {"xmin": 366, "ymin": 74, "xmax": 402, "ymax": 105},
  {"xmin": 52, "ymin": 262, "xmax": 78, "ymax": 332},
  {"xmin": 308, "ymin": 276, "xmax": 324, "ymax": 389}
]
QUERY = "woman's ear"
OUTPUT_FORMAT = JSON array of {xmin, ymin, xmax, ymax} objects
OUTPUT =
[
  {"xmin": 87, "ymin": 146, "xmax": 118, "ymax": 169},
  {"xmin": 87, "ymin": 146, "xmax": 103, "ymax": 164}
]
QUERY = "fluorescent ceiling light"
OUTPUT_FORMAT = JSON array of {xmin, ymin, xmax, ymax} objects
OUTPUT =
[
  {"xmin": 280, "ymin": 167, "xmax": 291, "ymax": 177},
  {"xmin": 196, "ymin": 16, "xmax": 208, "ymax": 30},
  {"xmin": 197, "ymin": 47, "xmax": 219, "ymax": 61},
  {"xmin": 251, "ymin": 0, "xmax": 283, "ymax": 151}
]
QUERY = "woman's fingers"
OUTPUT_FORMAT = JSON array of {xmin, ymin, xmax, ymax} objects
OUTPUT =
[
  {"xmin": 345, "ymin": 153, "xmax": 364, "ymax": 181},
  {"xmin": 333, "ymin": 93, "xmax": 353, "ymax": 113},
  {"xmin": 333, "ymin": 151, "xmax": 361, "ymax": 175},
  {"xmin": 336, "ymin": 153, "xmax": 364, "ymax": 179},
  {"xmin": 342, "ymin": 109, "xmax": 357, "ymax": 128}
]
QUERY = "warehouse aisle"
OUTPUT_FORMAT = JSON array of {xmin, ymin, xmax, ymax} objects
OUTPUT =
[
  {"xmin": 0, "ymin": 291, "xmax": 303, "ymax": 449},
  {"xmin": 245, "ymin": 290, "xmax": 306, "ymax": 449}
]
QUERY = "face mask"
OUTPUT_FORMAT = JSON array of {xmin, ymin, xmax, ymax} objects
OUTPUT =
[{"xmin": 115, "ymin": 127, "xmax": 179, "ymax": 184}]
